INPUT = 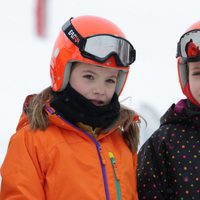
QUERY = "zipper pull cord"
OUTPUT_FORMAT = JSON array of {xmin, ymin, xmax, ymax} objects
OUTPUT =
[
  {"xmin": 109, "ymin": 152, "xmax": 121, "ymax": 200},
  {"xmin": 108, "ymin": 152, "xmax": 120, "ymax": 180}
]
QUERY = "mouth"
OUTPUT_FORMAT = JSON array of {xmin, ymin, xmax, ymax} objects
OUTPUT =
[{"xmin": 90, "ymin": 100, "xmax": 105, "ymax": 106}]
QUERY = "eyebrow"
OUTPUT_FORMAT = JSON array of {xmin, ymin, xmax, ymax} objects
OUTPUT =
[
  {"xmin": 109, "ymin": 75, "xmax": 118, "ymax": 79},
  {"xmin": 191, "ymin": 66, "xmax": 200, "ymax": 70},
  {"xmin": 82, "ymin": 70, "xmax": 95, "ymax": 73},
  {"xmin": 82, "ymin": 70, "xmax": 118, "ymax": 78}
]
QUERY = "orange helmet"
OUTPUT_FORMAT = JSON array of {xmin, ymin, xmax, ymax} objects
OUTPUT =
[
  {"xmin": 50, "ymin": 15, "xmax": 136, "ymax": 95},
  {"xmin": 176, "ymin": 21, "xmax": 200, "ymax": 106}
]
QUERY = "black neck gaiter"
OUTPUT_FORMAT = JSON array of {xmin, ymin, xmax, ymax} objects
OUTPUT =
[{"xmin": 50, "ymin": 84, "xmax": 120, "ymax": 128}]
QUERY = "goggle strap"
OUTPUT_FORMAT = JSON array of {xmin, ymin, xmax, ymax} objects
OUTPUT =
[
  {"xmin": 185, "ymin": 56, "xmax": 200, "ymax": 62},
  {"xmin": 176, "ymin": 42, "xmax": 180, "ymax": 58},
  {"xmin": 62, "ymin": 18, "xmax": 84, "ymax": 48}
]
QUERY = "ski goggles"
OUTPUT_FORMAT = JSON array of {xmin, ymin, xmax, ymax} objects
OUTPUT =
[
  {"xmin": 176, "ymin": 29, "xmax": 200, "ymax": 61},
  {"xmin": 62, "ymin": 18, "xmax": 136, "ymax": 66}
]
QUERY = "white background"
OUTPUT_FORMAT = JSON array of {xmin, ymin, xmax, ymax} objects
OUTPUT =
[{"xmin": 0, "ymin": 0, "xmax": 200, "ymax": 166}]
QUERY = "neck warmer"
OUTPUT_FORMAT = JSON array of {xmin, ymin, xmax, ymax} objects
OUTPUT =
[{"xmin": 50, "ymin": 84, "xmax": 120, "ymax": 128}]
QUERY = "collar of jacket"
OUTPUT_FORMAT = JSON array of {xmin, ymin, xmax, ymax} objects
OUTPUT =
[
  {"xmin": 45, "ymin": 104, "xmax": 120, "ymax": 141},
  {"xmin": 160, "ymin": 99, "xmax": 200, "ymax": 128},
  {"xmin": 76, "ymin": 122, "xmax": 102, "ymax": 138}
]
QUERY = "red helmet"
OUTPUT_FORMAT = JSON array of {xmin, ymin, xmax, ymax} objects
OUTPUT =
[
  {"xmin": 50, "ymin": 15, "xmax": 136, "ymax": 95},
  {"xmin": 176, "ymin": 21, "xmax": 200, "ymax": 106}
]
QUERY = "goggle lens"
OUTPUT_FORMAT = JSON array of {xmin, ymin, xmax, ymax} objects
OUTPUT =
[
  {"xmin": 177, "ymin": 30, "xmax": 200, "ymax": 61},
  {"xmin": 84, "ymin": 35, "xmax": 135, "ymax": 66}
]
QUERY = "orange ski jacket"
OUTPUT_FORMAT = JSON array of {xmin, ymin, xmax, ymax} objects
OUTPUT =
[{"xmin": 0, "ymin": 105, "xmax": 138, "ymax": 200}]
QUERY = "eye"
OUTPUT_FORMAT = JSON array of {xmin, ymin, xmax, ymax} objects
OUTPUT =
[
  {"xmin": 192, "ymin": 71, "xmax": 200, "ymax": 76},
  {"xmin": 106, "ymin": 79, "xmax": 116, "ymax": 84},
  {"xmin": 83, "ymin": 74, "xmax": 94, "ymax": 80}
]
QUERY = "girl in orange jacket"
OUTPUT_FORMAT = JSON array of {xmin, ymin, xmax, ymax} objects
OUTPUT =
[{"xmin": 0, "ymin": 15, "xmax": 140, "ymax": 200}]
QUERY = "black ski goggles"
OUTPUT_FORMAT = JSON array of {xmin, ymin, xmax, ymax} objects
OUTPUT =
[
  {"xmin": 176, "ymin": 29, "xmax": 200, "ymax": 62},
  {"xmin": 62, "ymin": 18, "xmax": 136, "ymax": 66}
]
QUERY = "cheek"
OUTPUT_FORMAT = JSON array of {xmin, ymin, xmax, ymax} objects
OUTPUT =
[
  {"xmin": 189, "ymin": 78, "xmax": 200, "ymax": 96},
  {"xmin": 73, "ymin": 83, "xmax": 87, "ymax": 96},
  {"xmin": 69, "ymin": 78, "xmax": 85, "ymax": 96},
  {"xmin": 107, "ymin": 86, "xmax": 116, "ymax": 99}
]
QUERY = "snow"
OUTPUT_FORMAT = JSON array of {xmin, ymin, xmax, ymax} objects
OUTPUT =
[{"xmin": 0, "ymin": 0, "xmax": 200, "ymax": 166}]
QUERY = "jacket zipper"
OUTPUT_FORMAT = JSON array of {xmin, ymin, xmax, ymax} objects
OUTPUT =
[
  {"xmin": 109, "ymin": 152, "xmax": 121, "ymax": 200},
  {"xmin": 97, "ymin": 144, "xmax": 110, "ymax": 200},
  {"xmin": 46, "ymin": 107, "xmax": 110, "ymax": 200}
]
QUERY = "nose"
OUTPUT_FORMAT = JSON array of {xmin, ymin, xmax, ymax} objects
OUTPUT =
[{"xmin": 92, "ymin": 84, "xmax": 106, "ymax": 96}]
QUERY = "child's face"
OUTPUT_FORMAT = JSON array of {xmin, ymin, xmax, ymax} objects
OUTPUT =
[
  {"xmin": 69, "ymin": 62, "xmax": 118, "ymax": 106},
  {"xmin": 188, "ymin": 61, "xmax": 200, "ymax": 104}
]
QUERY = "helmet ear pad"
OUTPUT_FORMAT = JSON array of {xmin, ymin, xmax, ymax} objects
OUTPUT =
[
  {"xmin": 178, "ymin": 58, "xmax": 188, "ymax": 94},
  {"xmin": 178, "ymin": 58, "xmax": 192, "ymax": 99},
  {"xmin": 177, "ymin": 57, "xmax": 200, "ymax": 106},
  {"xmin": 115, "ymin": 70, "xmax": 128, "ymax": 95},
  {"xmin": 60, "ymin": 62, "xmax": 72, "ymax": 91}
]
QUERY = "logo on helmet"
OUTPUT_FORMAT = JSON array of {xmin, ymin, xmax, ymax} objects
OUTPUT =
[{"xmin": 68, "ymin": 29, "xmax": 80, "ymax": 45}]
